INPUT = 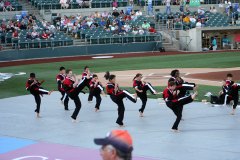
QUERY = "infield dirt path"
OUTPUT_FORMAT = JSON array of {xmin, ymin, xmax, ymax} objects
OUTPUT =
[{"xmin": 96, "ymin": 67, "xmax": 240, "ymax": 87}]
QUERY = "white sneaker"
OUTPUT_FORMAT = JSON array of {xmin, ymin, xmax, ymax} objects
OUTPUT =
[{"xmin": 204, "ymin": 92, "xmax": 212, "ymax": 97}]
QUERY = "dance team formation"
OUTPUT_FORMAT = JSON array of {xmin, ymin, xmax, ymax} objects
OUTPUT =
[{"xmin": 25, "ymin": 67, "xmax": 240, "ymax": 132}]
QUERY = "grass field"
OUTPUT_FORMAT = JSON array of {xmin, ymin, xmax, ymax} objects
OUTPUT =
[{"xmin": 0, "ymin": 52, "xmax": 239, "ymax": 100}]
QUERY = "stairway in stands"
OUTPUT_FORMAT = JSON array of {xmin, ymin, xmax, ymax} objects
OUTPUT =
[{"xmin": 19, "ymin": 0, "xmax": 43, "ymax": 21}]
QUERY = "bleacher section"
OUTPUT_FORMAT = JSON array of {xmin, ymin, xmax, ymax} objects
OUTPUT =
[
  {"xmin": 0, "ymin": 18, "xmax": 73, "ymax": 49},
  {"xmin": 155, "ymin": 11, "xmax": 238, "ymax": 30},
  {"xmin": 72, "ymin": 15, "xmax": 161, "ymax": 44},
  {"xmin": 30, "ymin": 0, "xmax": 129, "ymax": 10}
]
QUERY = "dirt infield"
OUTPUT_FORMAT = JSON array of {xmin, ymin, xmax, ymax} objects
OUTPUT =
[{"xmin": 96, "ymin": 68, "xmax": 240, "ymax": 87}]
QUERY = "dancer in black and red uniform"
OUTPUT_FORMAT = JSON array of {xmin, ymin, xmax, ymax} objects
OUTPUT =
[
  {"xmin": 221, "ymin": 74, "xmax": 239, "ymax": 115},
  {"xmin": 63, "ymin": 69, "xmax": 91, "ymax": 122},
  {"xmin": 207, "ymin": 73, "xmax": 239, "ymax": 114},
  {"xmin": 105, "ymin": 71, "xmax": 137, "ymax": 127},
  {"xmin": 133, "ymin": 73, "xmax": 157, "ymax": 117},
  {"xmin": 163, "ymin": 81, "xmax": 198, "ymax": 132},
  {"xmin": 56, "ymin": 66, "xmax": 69, "ymax": 110},
  {"xmin": 168, "ymin": 69, "xmax": 196, "ymax": 120},
  {"xmin": 26, "ymin": 73, "xmax": 53, "ymax": 118},
  {"xmin": 89, "ymin": 74, "xmax": 105, "ymax": 112},
  {"xmin": 82, "ymin": 66, "xmax": 93, "ymax": 102}
]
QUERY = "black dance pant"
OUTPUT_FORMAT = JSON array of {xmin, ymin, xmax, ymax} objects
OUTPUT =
[{"xmin": 166, "ymin": 95, "xmax": 193, "ymax": 130}]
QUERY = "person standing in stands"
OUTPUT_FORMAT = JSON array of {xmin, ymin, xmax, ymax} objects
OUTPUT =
[
  {"xmin": 133, "ymin": 73, "xmax": 157, "ymax": 117},
  {"xmin": 63, "ymin": 69, "xmax": 91, "ymax": 122},
  {"xmin": 105, "ymin": 71, "xmax": 137, "ymax": 127},
  {"xmin": 26, "ymin": 73, "xmax": 53, "ymax": 118},
  {"xmin": 82, "ymin": 66, "xmax": 93, "ymax": 102},
  {"xmin": 163, "ymin": 81, "xmax": 198, "ymax": 132},
  {"xmin": 89, "ymin": 74, "xmax": 106, "ymax": 112},
  {"xmin": 56, "ymin": 66, "xmax": 69, "ymax": 110},
  {"xmin": 94, "ymin": 130, "xmax": 133, "ymax": 160}
]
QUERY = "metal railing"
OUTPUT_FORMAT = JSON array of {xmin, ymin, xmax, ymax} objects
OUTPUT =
[{"xmin": 87, "ymin": 34, "xmax": 162, "ymax": 45}]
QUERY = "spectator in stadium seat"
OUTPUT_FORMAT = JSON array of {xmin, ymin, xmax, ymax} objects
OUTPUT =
[
  {"xmin": 142, "ymin": 20, "xmax": 150, "ymax": 31},
  {"xmin": 26, "ymin": 32, "xmax": 32, "ymax": 40},
  {"xmin": 112, "ymin": 0, "xmax": 118, "ymax": 10},
  {"xmin": 0, "ymin": 1, "xmax": 6, "ymax": 11},
  {"xmin": 102, "ymin": 11, "xmax": 109, "ymax": 18},
  {"xmin": 28, "ymin": 16, "xmax": 34, "ymax": 24},
  {"xmin": 31, "ymin": 30, "xmax": 39, "ymax": 39},
  {"xmin": 183, "ymin": 14, "xmax": 190, "ymax": 24},
  {"xmin": 198, "ymin": 11, "xmax": 205, "ymax": 20},
  {"xmin": 190, "ymin": 15, "xmax": 196, "ymax": 23},
  {"xmin": 32, "ymin": 23, "xmax": 39, "ymax": 30},
  {"xmin": 60, "ymin": 0, "xmax": 69, "ymax": 9},
  {"xmin": 198, "ymin": 7, "xmax": 205, "ymax": 14},
  {"xmin": 211, "ymin": 6, "xmax": 217, "ymax": 13},
  {"xmin": 124, "ymin": 22, "xmax": 131, "ymax": 32},
  {"xmin": 112, "ymin": 9, "xmax": 120, "ymax": 17},
  {"xmin": 19, "ymin": 21, "xmax": 27, "ymax": 30},
  {"xmin": 76, "ymin": 0, "xmax": 83, "ymax": 7},
  {"xmin": 196, "ymin": 19, "xmax": 202, "ymax": 28},
  {"xmin": 12, "ymin": 30, "xmax": 18, "ymax": 38},
  {"xmin": 99, "ymin": 18, "xmax": 106, "ymax": 27},
  {"xmin": 132, "ymin": 27, "xmax": 138, "ymax": 35},
  {"xmin": 149, "ymin": 26, "xmax": 156, "ymax": 33},
  {"xmin": 112, "ymin": 24, "xmax": 119, "ymax": 35},
  {"xmin": 4, "ymin": 1, "xmax": 15, "ymax": 11},
  {"xmin": 138, "ymin": 27, "xmax": 144, "ymax": 35},
  {"xmin": 130, "ymin": 11, "xmax": 137, "ymax": 21},
  {"xmin": 94, "ymin": 11, "xmax": 101, "ymax": 18},
  {"xmin": 41, "ymin": 31, "xmax": 49, "ymax": 39},
  {"xmin": 136, "ymin": 10, "xmax": 142, "ymax": 17}
]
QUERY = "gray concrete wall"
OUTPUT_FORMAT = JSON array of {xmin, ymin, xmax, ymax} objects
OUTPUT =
[{"xmin": 0, "ymin": 42, "xmax": 161, "ymax": 61}]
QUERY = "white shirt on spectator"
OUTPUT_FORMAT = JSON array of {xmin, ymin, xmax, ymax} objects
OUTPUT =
[
  {"xmin": 190, "ymin": 17, "xmax": 196, "ymax": 23},
  {"xmin": 124, "ymin": 24, "xmax": 131, "ymax": 32},
  {"xmin": 60, "ymin": 0, "xmax": 67, "ymax": 4},
  {"xmin": 136, "ymin": 11, "xmax": 142, "ymax": 16},
  {"xmin": 198, "ymin": 8, "xmax": 205, "ymax": 14},
  {"xmin": 76, "ymin": 0, "xmax": 83, "ymax": 4},
  {"xmin": 165, "ymin": 0, "xmax": 171, "ymax": 6},
  {"xmin": 87, "ymin": 21, "xmax": 93, "ymax": 27},
  {"xmin": 148, "ymin": 0, "xmax": 152, "ymax": 5},
  {"xmin": 31, "ymin": 31, "xmax": 38, "ymax": 37},
  {"xmin": 196, "ymin": 22, "xmax": 202, "ymax": 28}
]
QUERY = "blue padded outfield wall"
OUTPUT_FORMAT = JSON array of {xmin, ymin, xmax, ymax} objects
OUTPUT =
[{"xmin": 0, "ymin": 42, "xmax": 161, "ymax": 61}]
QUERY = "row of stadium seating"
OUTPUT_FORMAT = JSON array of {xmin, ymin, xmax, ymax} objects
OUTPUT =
[
  {"xmin": 73, "ymin": 15, "xmax": 156, "ymax": 39},
  {"xmin": 86, "ymin": 33, "xmax": 161, "ymax": 44},
  {"xmin": 30, "ymin": 0, "xmax": 129, "ymax": 9},
  {"xmin": 155, "ymin": 11, "xmax": 239, "ymax": 30},
  {"xmin": 0, "ymin": 0, "xmax": 22, "ymax": 11},
  {"xmin": 29, "ymin": 0, "xmax": 230, "ymax": 10}
]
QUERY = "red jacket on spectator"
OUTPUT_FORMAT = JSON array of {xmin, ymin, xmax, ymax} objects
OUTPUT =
[
  {"xmin": 12, "ymin": 31, "xmax": 18, "ymax": 38},
  {"xmin": 41, "ymin": 33, "xmax": 49, "ymax": 39},
  {"xmin": 149, "ymin": 27, "xmax": 156, "ymax": 33}
]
